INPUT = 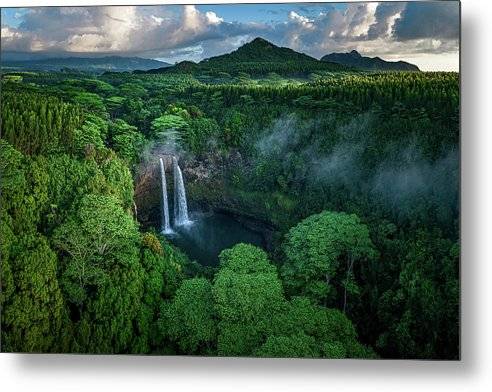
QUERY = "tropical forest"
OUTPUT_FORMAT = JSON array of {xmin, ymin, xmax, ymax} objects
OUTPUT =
[{"xmin": 0, "ymin": 35, "xmax": 459, "ymax": 359}]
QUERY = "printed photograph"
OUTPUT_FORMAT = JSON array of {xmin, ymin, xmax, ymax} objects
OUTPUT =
[{"xmin": 0, "ymin": 1, "xmax": 460, "ymax": 359}]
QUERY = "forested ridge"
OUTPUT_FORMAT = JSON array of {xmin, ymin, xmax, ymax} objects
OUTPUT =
[
  {"xmin": 0, "ymin": 63, "xmax": 459, "ymax": 358},
  {"xmin": 141, "ymin": 37, "xmax": 347, "ymax": 76}
]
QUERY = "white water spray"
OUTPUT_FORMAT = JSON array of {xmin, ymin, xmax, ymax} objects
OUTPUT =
[
  {"xmin": 173, "ymin": 156, "xmax": 191, "ymax": 226},
  {"xmin": 159, "ymin": 157, "xmax": 172, "ymax": 234}
]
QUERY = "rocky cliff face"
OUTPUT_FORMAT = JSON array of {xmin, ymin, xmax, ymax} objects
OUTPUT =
[
  {"xmin": 133, "ymin": 151, "xmax": 277, "ymax": 250},
  {"xmin": 134, "ymin": 155, "xmax": 173, "ymax": 229},
  {"xmin": 134, "ymin": 153, "xmax": 223, "ymax": 229}
]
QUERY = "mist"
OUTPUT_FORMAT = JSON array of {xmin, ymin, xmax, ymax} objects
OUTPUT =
[{"xmin": 254, "ymin": 112, "xmax": 459, "ymax": 228}]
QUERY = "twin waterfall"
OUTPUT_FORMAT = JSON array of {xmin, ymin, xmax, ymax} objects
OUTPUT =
[
  {"xmin": 159, "ymin": 158, "xmax": 172, "ymax": 233},
  {"xmin": 173, "ymin": 156, "xmax": 190, "ymax": 226},
  {"xmin": 159, "ymin": 156, "xmax": 191, "ymax": 234}
]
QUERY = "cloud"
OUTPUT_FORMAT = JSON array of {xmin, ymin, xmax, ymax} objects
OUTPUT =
[
  {"xmin": 255, "ymin": 112, "xmax": 458, "ymax": 225},
  {"xmin": 367, "ymin": 2, "xmax": 406, "ymax": 40},
  {"xmin": 1, "ymin": 5, "xmax": 258, "ymax": 58},
  {"xmin": 393, "ymin": 1, "xmax": 460, "ymax": 41},
  {"xmin": 1, "ymin": 2, "xmax": 459, "ymax": 69},
  {"xmin": 257, "ymin": 1, "xmax": 459, "ymax": 67}
]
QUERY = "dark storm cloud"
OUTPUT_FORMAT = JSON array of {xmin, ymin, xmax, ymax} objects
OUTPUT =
[
  {"xmin": 367, "ymin": 2, "xmax": 406, "ymax": 39},
  {"xmin": 393, "ymin": 1, "xmax": 460, "ymax": 41}
]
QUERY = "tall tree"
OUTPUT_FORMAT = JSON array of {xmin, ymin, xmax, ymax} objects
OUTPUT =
[
  {"xmin": 160, "ymin": 278, "xmax": 217, "ymax": 354},
  {"xmin": 213, "ymin": 244, "xmax": 284, "ymax": 356},
  {"xmin": 282, "ymin": 211, "xmax": 377, "ymax": 310}
]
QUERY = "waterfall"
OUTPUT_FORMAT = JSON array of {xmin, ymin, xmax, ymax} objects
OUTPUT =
[
  {"xmin": 173, "ymin": 156, "xmax": 191, "ymax": 226},
  {"xmin": 159, "ymin": 157, "xmax": 172, "ymax": 234}
]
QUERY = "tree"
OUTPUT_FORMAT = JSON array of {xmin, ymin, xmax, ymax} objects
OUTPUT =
[
  {"xmin": 73, "ymin": 114, "xmax": 107, "ymax": 154},
  {"xmin": 185, "ymin": 117, "xmax": 219, "ymax": 154},
  {"xmin": 133, "ymin": 234, "xmax": 184, "ymax": 353},
  {"xmin": 120, "ymin": 97, "xmax": 151, "ymax": 131},
  {"xmin": 213, "ymin": 244, "xmax": 285, "ymax": 356},
  {"xmin": 51, "ymin": 194, "xmax": 146, "ymax": 353},
  {"xmin": 150, "ymin": 114, "xmax": 188, "ymax": 142},
  {"xmin": 1, "ymin": 234, "xmax": 68, "ymax": 353},
  {"xmin": 53, "ymin": 194, "xmax": 140, "ymax": 306},
  {"xmin": 268, "ymin": 296, "xmax": 376, "ymax": 358},
  {"xmin": 119, "ymin": 82, "xmax": 148, "ymax": 98},
  {"xmin": 98, "ymin": 152, "xmax": 135, "ymax": 210},
  {"xmin": 282, "ymin": 211, "xmax": 377, "ymax": 310},
  {"xmin": 375, "ymin": 229, "xmax": 459, "ymax": 359},
  {"xmin": 105, "ymin": 96, "xmax": 125, "ymax": 115},
  {"xmin": 0, "ymin": 140, "xmax": 34, "ymax": 231},
  {"xmin": 160, "ymin": 278, "xmax": 217, "ymax": 354},
  {"xmin": 255, "ymin": 333, "xmax": 318, "ymax": 358},
  {"xmin": 72, "ymin": 92, "xmax": 107, "ymax": 116},
  {"xmin": 222, "ymin": 110, "xmax": 246, "ymax": 147},
  {"xmin": 109, "ymin": 119, "xmax": 145, "ymax": 165}
]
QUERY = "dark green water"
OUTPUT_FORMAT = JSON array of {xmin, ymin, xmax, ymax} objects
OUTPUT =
[{"xmin": 168, "ymin": 212, "xmax": 264, "ymax": 266}]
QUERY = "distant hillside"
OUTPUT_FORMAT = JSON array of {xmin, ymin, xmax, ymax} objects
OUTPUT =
[
  {"xmin": 1, "ymin": 56, "xmax": 171, "ymax": 73},
  {"xmin": 142, "ymin": 37, "xmax": 348, "ymax": 76},
  {"xmin": 321, "ymin": 50, "xmax": 419, "ymax": 72}
]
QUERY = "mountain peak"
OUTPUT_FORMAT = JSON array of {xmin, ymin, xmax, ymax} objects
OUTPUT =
[
  {"xmin": 321, "ymin": 50, "xmax": 420, "ymax": 72},
  {"xmin": 202, "ymin": 36, "xmax": 318, "ymax": 64},
  {"xmin": 243, "ymin": 37, "xmax": 275, "ymax": 49},
  {"xmin": 147, "ymin": 36, "xmax": 348, "ymax": 75}
]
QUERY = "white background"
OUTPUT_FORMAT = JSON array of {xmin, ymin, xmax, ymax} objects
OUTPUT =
[{"xmin": 0, "ymin": 0, "xmax": 490, "ymax": 391}]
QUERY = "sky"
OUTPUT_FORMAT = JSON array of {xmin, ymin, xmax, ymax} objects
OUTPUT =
[{"xmin": 0, "ymin": 2, "xmax": 460, "ymax": 71}]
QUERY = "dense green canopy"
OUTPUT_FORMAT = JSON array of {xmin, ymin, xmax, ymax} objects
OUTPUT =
[{"xmin": 1, "ymin": 65, "xmax": 459, "ymax": 359}]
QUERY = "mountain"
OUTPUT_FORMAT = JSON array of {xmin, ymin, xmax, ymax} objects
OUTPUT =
[
  {"xmin": 142, "ymin": 37, "xmax": 348, "ymax": 76},
  {"xmin": 321, "ymin": 50, "xmax": 419, "ymax": 71},
  {"xmin": 1, "ymin": 56, "xmax": 171, "ymax": 73},
  {"xmin": 202, "ymin": 37, "xmax": 324, "ymax": 64}
]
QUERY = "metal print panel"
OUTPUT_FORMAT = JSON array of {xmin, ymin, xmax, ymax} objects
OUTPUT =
[{"xmin": 0, "ymin": 1, "xmax": 460, "ymax": 359}]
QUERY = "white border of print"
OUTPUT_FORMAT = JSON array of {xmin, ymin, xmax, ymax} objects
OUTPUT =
[{"xmin": 1, "ymin": 0, "xmax": 491, "ymax": 391}]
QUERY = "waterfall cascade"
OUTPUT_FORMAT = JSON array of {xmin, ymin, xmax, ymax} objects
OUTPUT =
[
  {"xmin": 159, "ymin": 157, "xmax": 172, "ymax": 234},
  {"xmin": 173, "ymin": 156, "xmax": 191, "ymax": 226}
]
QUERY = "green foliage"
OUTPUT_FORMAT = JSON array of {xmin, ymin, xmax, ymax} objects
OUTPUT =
[
  {"xmin": 282, "ymin": 211, "xmax": 377, "ymax": 309},
  {"xmin": 1, "ymin": 234, "xmax": 67, "ymax": 353},
  {"xmin": 184, "ymin": 117, "xmax": 219, "ymax": 154},
  {"xmin": 209, "ymin": 244, "xmax": 373, "ymax": 358},
  {"xmin": 267, "ymin": 297, "xmax": 376, "ymax": 358},
  {"xmin": 213, "ymin": 244, "xmax": 284, "ymax": 356},
  {"xmin": 109, "ymin": 119, "xmax": 145, "ymax": 165},
  {"xmin": 2, "ymin": 74, "xmax": 23, "ymax": 82},
  {"xmin": 141, "ymin": 232, "xmax": 163, "ymax": 255},
  {"xmin": 222, "ymin": 110, "xmax": 246, "ymax": 147},
  {"xmin": 105, "ymin": 95, "xmax": 125, "ymax": 114},
  {"xmin": 72, "ymin": 92, "xmax": 107, "ymax": 116},
  {"xmin": 0, "ymin": 140, "xmax": 31, "ymax": 228},
  {"xmin": 1, "ymin": 91, "xmax": 83, "ymax": 155},
  {"xmin": 53, "ymin": 194, "xmax": 139, "ymax": 305},
  {"xmin": 255, "ymin": 333, "xmax": 319, "ymax": 358},
  {"xmin": 73, "ymin": 257, "xmax": 144, "ymax": 353},
  {"xmin": 120, "ymin": 97, "xmax": 151, "ymax": 131},
  {"xmin": 131, "ymin": 235, "xmax": 186, "ymax": 353},
  {"xmin": 151, "ymin": 114, "xmax": 188, "ymax": 142},
  {"xmin": 0, "ymin": 140, "xmax": 51, "ymax": 232},
  {"xmin": 73, "ymin": 114, "xmax": 108, "ymax": 154},
  {"xmin": 0, "ymin": 67, "xmax": 459, "ymax": 359},
  {"xmin": 375, "ymin": 230, "xmax": 459, "ymax": 359},
  {"xmin": 160, "ymin": 278, "xmax": 217, "ymax": 354},
  {"xmin": 119, "ymin": 82, "xmax": 148, "ymax": 98},
  {"xmin": 98, "ymin": 151, "xmax": 135, "ymax": 209}
]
